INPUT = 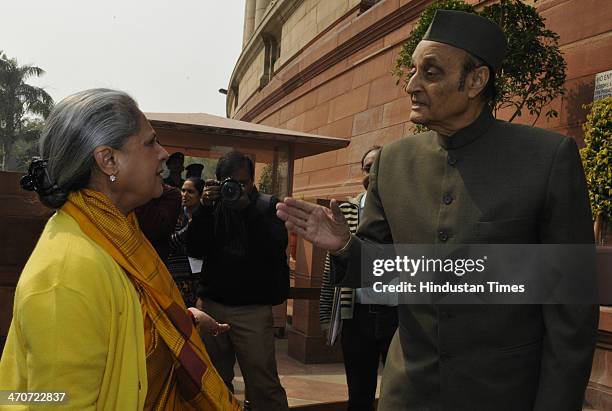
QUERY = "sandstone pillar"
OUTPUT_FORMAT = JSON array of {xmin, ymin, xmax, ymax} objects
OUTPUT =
[
  {"xmin": 242, "ymin": 0, "xmax": 256, "ymax": 47},
  {"xmin": 254, "ymin": 0, "xmax": 270, "ymax": 30}
]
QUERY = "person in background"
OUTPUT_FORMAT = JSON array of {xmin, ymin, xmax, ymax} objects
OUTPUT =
[
  {"xmin": 164, "ymin": 151, "xmax": 185, "ymax": 188},
  {"xmin": 166, "ymin": 176, "xmax": 205, "ymax": 308},
  {"xmin": 187, "ymin": 150, "xmax": 290, "ymax": 411},
  {"xmin": 319, "ymin": 145, "xmax": 397, "ymax": 411},
  {"xmin": 0, "ymin": 89, "xmax": 238, "ymax": 410},
  {"xmin": 185, "ymin": 163, "xmax": 204, "ymax": 179},
  {"xmin": 135, "ymin": 183, "xmax": 181, "ymax": 261}
]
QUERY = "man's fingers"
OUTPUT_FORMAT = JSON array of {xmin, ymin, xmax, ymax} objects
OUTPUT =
[
  {"xmin": 278, "ymin": 199, "xmax": 326, "ymax": 224},
  {"xmin": 286, "ymin": 221, "xmax": 308, "ymax": 238},
  {"xmin": 282, "ymin": 197, "xmax": 317, "ymax": 213},
  {"xmin": 284, "ymin": 219, "xmax": 309, "ymax": 237},
  {"xmin": 276, "ymin": 204, "xmax": 309, "ymax": 223},
  {"xmin": 278, "ymin": 210, "xmax": 309, "ymax": 230},
  {"xmin": 284, "ymin": 205, "xmax": 311, "ymax": 222},
  {"xmin": 330, "ymin": 199, "xmax": 345, "ymax": 221}
]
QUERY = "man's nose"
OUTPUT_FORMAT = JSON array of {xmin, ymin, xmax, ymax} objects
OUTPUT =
[
  {"xmin": 159, "ymin": 146, "xmax": 169, "ymax": 161},
  {"xmin": 405, "ymin": 72, "xmax": 421, "ymax": 95}
]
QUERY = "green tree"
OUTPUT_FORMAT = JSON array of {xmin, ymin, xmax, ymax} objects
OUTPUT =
[
  {"xmin": 12, "ymin": 118, "xmax": 45, "ymax": 172},
  {"xmin": 258, "ymin": 162, "xmax": 288, "ymax": 198},
  {"xmin": 394, "ymin": 0, "xmax": 566, "ymax": 126},
  {"xmin": 580, "ymin": 97, "xmax": 612, "ymax": 242},
  {"xmin": 183, "ymin": 156, "xmax": 218, "ymax": 180},
  {"xmin": 0, "ymin": 51, "xmax": 53, "ymax": 170}
]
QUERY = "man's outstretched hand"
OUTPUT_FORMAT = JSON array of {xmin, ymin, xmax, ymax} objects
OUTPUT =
[{"xmin": 276, "ymin": 197, "xmax": 351, "ymax": 252}]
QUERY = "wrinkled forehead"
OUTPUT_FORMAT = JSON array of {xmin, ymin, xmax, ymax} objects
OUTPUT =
[{"xmin": 412, "ymin": 40, "xmax": 469, "ymax": 66}]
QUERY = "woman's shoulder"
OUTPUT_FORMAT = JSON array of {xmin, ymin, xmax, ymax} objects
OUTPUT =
[{"xmin": 16, "ymin": 210, "xmax": 125, "ymax": 301}]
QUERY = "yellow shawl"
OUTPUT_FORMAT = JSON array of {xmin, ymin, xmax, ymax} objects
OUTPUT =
[{"xmin": 63, "ymin": 189, "xmax": 241, "ymax": 411}]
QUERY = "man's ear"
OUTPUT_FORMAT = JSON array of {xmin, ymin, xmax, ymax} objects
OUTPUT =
[
  {"xmin": 468, "ymin": 65, "xmax": 490, "ymax": 99},
  {"xmin": 93, "ymin": 146, "xmax": 117, "ymax": 177}
]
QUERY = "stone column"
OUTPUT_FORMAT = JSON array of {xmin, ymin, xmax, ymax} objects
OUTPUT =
[
  {"xmin": 243, "ymin": 0, "xmax": 256, "ymax": 47},
  {"xmin": 254, "ymin": 0, "xmax": 270, "ymax": 30}
]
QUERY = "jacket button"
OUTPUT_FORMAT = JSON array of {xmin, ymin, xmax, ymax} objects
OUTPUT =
[
  {"xmin": 438, "ymin": 231, "xmax": 449, "ymax": 242},
  {"xmin": 447, "ymin": 156, "xmax": 457, "ymax": 166},
  {"xmin": 443, "ymin": 194, "xmax": 453, "ymax": 205}
]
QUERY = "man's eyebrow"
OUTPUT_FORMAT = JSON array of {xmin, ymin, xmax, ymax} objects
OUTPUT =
[
  {"xmin": 410, "ymin": 55, "xmax": 443, "ymax": 67},
  {"xmin": 422, "ymin": 55, "xmax": 443, "ymax": 65}
]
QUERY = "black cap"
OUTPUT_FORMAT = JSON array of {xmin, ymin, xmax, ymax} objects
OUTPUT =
[
  {"xmin": 423, "ymin": 10, "xmax": 507, "ymax": 71},
  {"xmin": 185, "ymin": 163, "xmax": 204, "ymax": 178},
  {"xmin": 167, "ymin": 151, "xmax": 184, "ymax": 164}
]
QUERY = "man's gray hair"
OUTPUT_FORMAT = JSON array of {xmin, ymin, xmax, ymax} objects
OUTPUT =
[{"xmin": 38, "ymin": 88, "xmax": 140, "ymax": 208}]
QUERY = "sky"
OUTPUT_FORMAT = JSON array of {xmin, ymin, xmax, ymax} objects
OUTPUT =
[{"xmin": 1, "ymin": 1, "xmax": 245, "ymax": 116}]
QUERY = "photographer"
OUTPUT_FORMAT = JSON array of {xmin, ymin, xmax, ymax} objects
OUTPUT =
[{"xmin": 187, "ymin": 150, "xmax": 289, "ymax": 411}]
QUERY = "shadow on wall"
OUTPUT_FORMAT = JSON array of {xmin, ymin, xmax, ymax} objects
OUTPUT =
[{"xmin": 563, "ymin": 79, "xmax": 595, "ymax": 146}]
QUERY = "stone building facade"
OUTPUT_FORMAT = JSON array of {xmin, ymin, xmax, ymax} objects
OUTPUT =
[{"xmin": 228, "ymin": 0, "xmax": 612, "ymax": 201}]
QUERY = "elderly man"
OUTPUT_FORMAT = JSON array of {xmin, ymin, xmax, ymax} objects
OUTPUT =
[{"xmin": 276, "ymin": 10, "xmax": 598, "ymax": 411}]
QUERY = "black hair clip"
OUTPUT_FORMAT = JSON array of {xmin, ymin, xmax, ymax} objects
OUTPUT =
[{"xmin": 20, "ymin": 157, "xmax": 58, "ymax": 195}]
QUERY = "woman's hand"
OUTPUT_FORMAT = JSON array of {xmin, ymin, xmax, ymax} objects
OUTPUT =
[{"xmin": 187, "ymin": 307, "xmax": 230, "ymax": 336}]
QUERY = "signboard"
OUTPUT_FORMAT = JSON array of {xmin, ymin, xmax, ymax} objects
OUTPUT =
[{"xmin": 594, "ymin": 69, "xmax": 612, "ymax": 101}]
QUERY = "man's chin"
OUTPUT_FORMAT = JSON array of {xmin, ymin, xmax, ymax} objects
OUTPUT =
[{"xmin": 409, "ymin": 113, "xmax": 429, "ymax": 125}]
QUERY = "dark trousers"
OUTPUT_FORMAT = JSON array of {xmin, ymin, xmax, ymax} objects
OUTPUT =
[{"xmin": 341, "ymin": 303, "xmax": 398, "ymax": 411}]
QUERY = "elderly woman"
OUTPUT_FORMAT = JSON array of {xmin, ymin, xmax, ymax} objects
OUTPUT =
[{"xmin": 0, "ymin": 89, "xmax": 240, "ymax": 410}]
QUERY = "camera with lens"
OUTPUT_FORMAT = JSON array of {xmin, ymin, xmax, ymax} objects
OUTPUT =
[{"xmin": 208, "ymin": 178, "xmax": 244, "ymax": 207}]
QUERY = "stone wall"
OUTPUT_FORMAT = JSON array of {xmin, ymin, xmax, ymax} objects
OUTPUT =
[
  {"xmin": 501, "ymin": 0, "xmax": 612, "ymax": 145},
  {"xmin": 238, "ymin": 47, "xmax": 266, "ymax": 108},
  {"xmin": 0, "ymin": 171, "xmax": 51, "ymax": 350},
  {"xmin": 277, "ymin": 0, "xmax": 360, "ymax": 69}
]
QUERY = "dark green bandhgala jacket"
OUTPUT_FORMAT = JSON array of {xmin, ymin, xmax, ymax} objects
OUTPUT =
[{"xmin": 335, "ymin": 109, "xmax": 599, "ymax": 411}]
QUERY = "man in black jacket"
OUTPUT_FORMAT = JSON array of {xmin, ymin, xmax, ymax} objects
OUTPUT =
[
  {"xmin": 276, "ymin": 11, "xmax": 598, "ymax": 411},
  {"xmin": 187, "ymin": 150, "xmax": 289, "ymax": 411}
]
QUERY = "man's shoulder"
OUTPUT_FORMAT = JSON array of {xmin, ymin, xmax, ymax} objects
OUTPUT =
[
  {"xmin": 375, "ymin": 130, "xmax": 436, "ymax": 167},
  {"xmin": 493, "ymin": 120, "xmax": 571, "ymax": 150},
  {"xmin": 385, "ymin": 130, "xmax": 436, "ymax": 151}
]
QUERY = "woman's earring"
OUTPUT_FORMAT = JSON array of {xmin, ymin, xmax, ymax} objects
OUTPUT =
[{"xmin": 110, "ymin": 174, "xmax": 117, "ymax": 182}]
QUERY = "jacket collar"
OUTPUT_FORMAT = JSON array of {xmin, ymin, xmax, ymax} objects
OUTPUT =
[{"xmin": 436, "ymin": 108, "xmax": 495, "ymax": 150}]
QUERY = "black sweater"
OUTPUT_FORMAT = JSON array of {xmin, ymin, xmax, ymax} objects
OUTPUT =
[{"xmin": 186, "ymin": 189, "xmax": 289, "ymax": 306}]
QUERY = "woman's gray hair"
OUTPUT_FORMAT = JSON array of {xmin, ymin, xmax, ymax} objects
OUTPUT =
[{"xmin": 38, "ymin": 88, "xmax": 141, "ymax": 208}]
